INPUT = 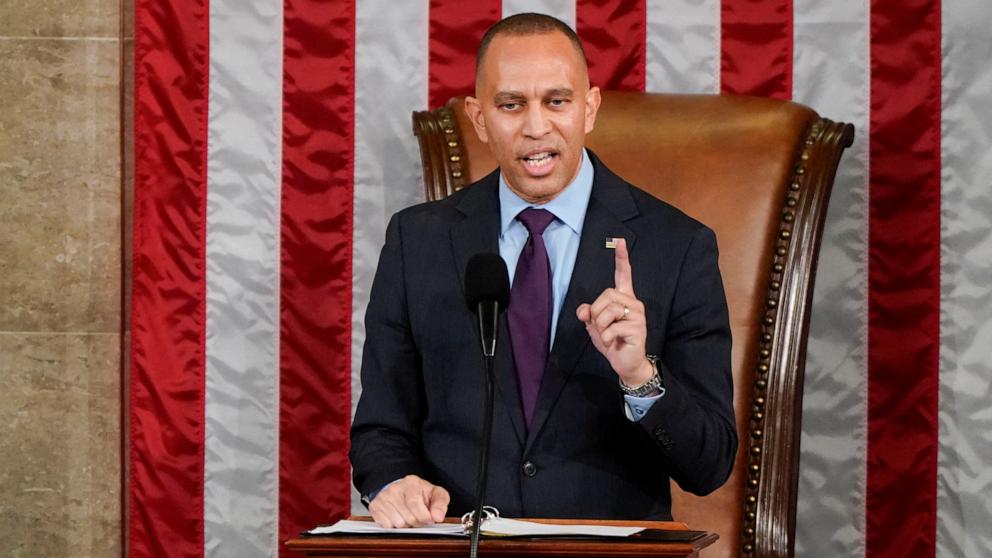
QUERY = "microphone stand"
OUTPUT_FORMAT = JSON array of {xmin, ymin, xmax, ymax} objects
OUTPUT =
[{"xmin": 469, "ymin": 303, "xmax": 498, "ymax": 558}]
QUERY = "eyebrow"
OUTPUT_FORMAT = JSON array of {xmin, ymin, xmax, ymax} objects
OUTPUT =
[
  {"xmin": 492, "ymin": 88, "xmax": 575, "ymax": 104},
  {"xmin": 493, "ymin": 91, "xmax": 526, "ymax": 104},
  {"xmin": 544, "ymin": 88, "xmax": 574, "ymax": 98}
]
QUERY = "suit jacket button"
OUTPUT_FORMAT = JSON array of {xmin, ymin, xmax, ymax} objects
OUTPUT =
[
  {"xmin": 653, "ymin": 426, "xmax": 674, "ymax": 449},
  {"xmin": 521, "ymin": 461, "xmax": 537, "ymax": 477}
]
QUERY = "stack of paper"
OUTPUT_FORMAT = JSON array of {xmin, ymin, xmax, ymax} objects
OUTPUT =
[
  {"xmin": 480, "ymin": 518, "xmax": 642, "ymax": 538},
  {"xmin": 307, "ymin": 520, "xmax": 465, "ymax": 537},
  {"xmin": 306, "ymin": 518, "xmax": 644, "ymax": 538}
]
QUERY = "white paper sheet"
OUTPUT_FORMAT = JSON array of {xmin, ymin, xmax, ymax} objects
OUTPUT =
[
  {"xmin": 307, "ymin": 519, "xmax": 465, "ymax": 537},
  {"xmin": 306, "ymin": 518, "xmax": 644, "ymax": 538},
  {"xmin": 481, "ymin": 518, "xmax": 644, "ymax": 538}
]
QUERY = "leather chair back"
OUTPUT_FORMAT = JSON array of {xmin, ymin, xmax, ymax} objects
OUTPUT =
[{"xmin": 413, "ymin": 91, "xmax": 854, "ymax": 557}]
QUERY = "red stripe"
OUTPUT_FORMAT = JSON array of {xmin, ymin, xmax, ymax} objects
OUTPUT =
[
  {"xmin": 720, "ymin": 0, "xmax": 793, "ymax": 99},
  {"xmin": 279, "ymin": 0, "xmax": 355, "ymax": 553},
  {"xmin": 867, "ymin": 1, "xmax": 941, "ymax": 557},
  {"xmin": 129, "ymin": 0, "xmax": 208, "ymax": 556},
  {"xmin": 428, "ymin": 0, "xmax": 501, "ymax": 108},
  {"xmin": 576, "ymin": 0, "xmax": 646, "ymax": 91}
]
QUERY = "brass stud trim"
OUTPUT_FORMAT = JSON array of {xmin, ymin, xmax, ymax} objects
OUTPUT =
[
  {"xmin": 433, "ymin": 107, "xmax": 468, "ymax": 194},
  {"xmin": 740, "ymin": 119, "xmax": 826, "ymax": 546}
]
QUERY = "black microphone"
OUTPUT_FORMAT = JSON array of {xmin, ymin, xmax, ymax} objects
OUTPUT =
[
  {"xmin": 463, "ymin": 253, "xmax": 509, "ymax": 558},
  {"xmin": 464, "ymin": 253, "xmax": 510, "ymax": 357}
]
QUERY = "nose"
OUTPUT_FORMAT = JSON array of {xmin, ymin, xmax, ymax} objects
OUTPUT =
[{"xmin": 521, "ymin": 103, "xmax": 552, "ymax": 138}]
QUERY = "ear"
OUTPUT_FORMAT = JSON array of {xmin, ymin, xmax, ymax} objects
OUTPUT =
[
  {"xmin": 584, "ymin": 86, "xmax": 602, "ymax": 134},
  {"xmin": 463, "ymin": 96, "xmax": 489, "ymax": 143}
]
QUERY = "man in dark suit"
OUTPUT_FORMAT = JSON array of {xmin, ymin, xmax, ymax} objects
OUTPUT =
[{"xmin": 350, "ymin": 13, "xmax": 736, "ymax": 528}]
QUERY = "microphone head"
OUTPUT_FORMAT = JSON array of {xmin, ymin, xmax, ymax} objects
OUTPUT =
[{"xmin": 464, "ymin": 253, "xmax": 510, "ymax": 313}]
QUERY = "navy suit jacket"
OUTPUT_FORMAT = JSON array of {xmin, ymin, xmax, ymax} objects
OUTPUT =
[{"xmin": 350, "ymin": 152, "xmax": 737, "ymax": 520}]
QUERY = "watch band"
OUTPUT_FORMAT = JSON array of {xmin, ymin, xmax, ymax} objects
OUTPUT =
[{"xmin": 619, "ymin": 354, "xmax": 666, "ymax": 397}]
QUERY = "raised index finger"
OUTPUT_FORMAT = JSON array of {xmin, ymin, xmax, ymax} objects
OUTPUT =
[{"xmin": 614, "ymin": 237, "xmax": 634, "ymax": 295}]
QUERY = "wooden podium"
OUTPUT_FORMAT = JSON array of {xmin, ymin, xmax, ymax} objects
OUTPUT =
[{"xmin": 285, "ymin": 518, "xmax": 717, "ymax": 557}]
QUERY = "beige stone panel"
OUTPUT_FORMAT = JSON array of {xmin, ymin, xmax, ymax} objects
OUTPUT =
[
  {"xmin": 0, "ymin": 332, "xmax": 121, "ymax": 557},
  {"xmin": 0, "ymin": 38, "xmax": 122, "ymax": 333},
  {"xmin": 0, "ymin": 0, "xmax": 120, "ymax": 39}
]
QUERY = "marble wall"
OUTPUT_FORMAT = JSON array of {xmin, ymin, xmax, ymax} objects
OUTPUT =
[{"xmin": 0, "ymin": 0, "xmax": 127, "ymax": 555}]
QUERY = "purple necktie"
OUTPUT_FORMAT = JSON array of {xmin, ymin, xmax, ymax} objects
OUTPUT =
[{"xmin": 507, "ymin": 208, "xmax": 556, "ymax": 426}]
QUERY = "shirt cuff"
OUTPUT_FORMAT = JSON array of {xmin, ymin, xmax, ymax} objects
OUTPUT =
[{"xmin": 623, "ymin": 392, "xmax": 664, "ymax": 422}]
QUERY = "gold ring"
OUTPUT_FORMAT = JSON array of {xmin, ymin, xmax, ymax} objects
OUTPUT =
[{"xmin": 622, "ymin": 306, "xmax": 630, "ymax": 320}]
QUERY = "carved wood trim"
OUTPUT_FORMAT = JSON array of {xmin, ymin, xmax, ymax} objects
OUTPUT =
[
  {"xmin": 412, "ymin": 105, "xmax": 468, "ymax": 201},
  {"xmin": 742, "ymin": 118, "xmax": 855, "ymax": 558}
]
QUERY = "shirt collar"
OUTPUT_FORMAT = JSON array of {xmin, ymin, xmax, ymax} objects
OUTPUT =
[{"xmin": 498, "ymin": 148, "xmax": 594, "ymax": 237}]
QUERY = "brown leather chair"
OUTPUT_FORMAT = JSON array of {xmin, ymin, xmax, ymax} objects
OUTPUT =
[{"xmin": 412, "ymin": 91, "xmax": 854, "ymax": 558}]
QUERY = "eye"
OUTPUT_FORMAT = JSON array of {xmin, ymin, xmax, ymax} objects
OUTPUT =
[
  {"xmin": 500, "ymin": 102, "xmax": 521, "ymax": 111},
  {"xmin": 548, "ymin": 98, "xmax": 567, "ymax": 107}
]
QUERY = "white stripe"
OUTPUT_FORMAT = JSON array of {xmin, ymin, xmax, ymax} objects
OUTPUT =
[
  {"xmin": 645, "ymin": 0, "xmax": 720, "ymax": 93},
  {"xmin": 938, "ymin": 2, "xmax": 992, "ymax": 555},
  {"xmin": 791, "ymin": 1, "xmax": 869, "ymax": 556},
  {"xmin": 352, "ymin": 0, "xmax": 430, "ymax": 516},
  {"xmin": 203, "ymin": 0, "xmax": 283, "ymax": 554},
  {"xmin": 502, "ymin": 0, "xmax": 575, "ymax": 29}
]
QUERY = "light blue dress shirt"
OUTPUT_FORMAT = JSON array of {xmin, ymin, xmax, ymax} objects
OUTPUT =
[{"xmin": 497, "ymin": 149, "xmax": 661, "ymax": 421}]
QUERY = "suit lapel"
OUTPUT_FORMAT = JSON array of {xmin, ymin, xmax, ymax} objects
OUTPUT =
[
  {"xmin": 450, "ymin": 172, "xmax": 527, "ymax": 447},
  {"xmin": 523, "ymin": 155, "xmax": 640, "ymax": 456}
]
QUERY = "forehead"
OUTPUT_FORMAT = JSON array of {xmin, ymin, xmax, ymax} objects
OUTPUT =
[{"xmin": 478, "ymin": 32, "xmax": 587, "ymax": 93}]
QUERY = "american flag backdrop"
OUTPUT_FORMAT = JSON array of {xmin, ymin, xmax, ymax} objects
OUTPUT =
[{"xmin": 128, "ymin": 1, "xmax": 992, "ymax": 557}]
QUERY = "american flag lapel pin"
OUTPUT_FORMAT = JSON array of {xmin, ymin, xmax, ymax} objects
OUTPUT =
[{"xmin": 605, "ymin": 237, "xmax": 618, "ymax": 249}]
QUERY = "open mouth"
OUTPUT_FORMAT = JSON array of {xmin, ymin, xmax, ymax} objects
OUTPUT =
[{"xmin": 520, "ymin": 151, "xmax": 558, "ymax": 175}]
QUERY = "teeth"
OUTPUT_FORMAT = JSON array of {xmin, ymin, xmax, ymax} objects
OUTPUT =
[{"xmin": 524, "ymin": 153, "xmax": 553, "ymax": 167}]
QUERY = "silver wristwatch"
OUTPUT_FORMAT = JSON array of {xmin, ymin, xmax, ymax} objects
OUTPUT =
[{"xmin": 619, "ymin": 354, "xmax": 665, "ymax": 397}]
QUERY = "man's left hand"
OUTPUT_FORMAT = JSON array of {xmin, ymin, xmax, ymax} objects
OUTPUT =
[{"xmin": 576, "ymin": 238, "xmax": 654, "ymax": 387}]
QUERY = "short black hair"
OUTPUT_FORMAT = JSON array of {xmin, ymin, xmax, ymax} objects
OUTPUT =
[{"xmin": 475, "ymin": 13, "xmax": 588, "ymax": 82}]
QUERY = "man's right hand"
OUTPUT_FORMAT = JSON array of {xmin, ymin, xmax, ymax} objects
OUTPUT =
[{"xmin": 368, "ymin": 475, "xmax": 450, "ymax": 528}]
